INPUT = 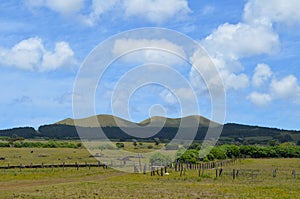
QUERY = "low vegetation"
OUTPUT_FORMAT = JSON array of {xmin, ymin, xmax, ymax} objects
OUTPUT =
[
  {"xmin": 0, "ymin": 141, "xmax": 82, "ymax": 149},
  {"xmin": 0, "ymin": 156, "xmax": 299, "ymax": 198},
  {"xmin": 178, "ymin": 142, "xmax": 300, "ymax": 162}
]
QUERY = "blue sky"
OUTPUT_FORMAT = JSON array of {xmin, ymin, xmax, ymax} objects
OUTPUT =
[{"xmin": 1, "ymin": 0, "xmax": 300, "ymax": 130}]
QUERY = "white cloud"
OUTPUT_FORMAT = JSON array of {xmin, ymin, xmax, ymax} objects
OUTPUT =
[
  {"xmin": 26, "ymin": 0, "xmax": 84, "ymax": 15},
  {"xmin": 80, "ymin": 0, "xmax": 118, "ymax": 26},
  {"xmin": 189, "ymin": 48, "xmax": 248, "ymax": 92},
  {"xmin": 0, "ymin": 37, "xmax": 44, "ymax": 71},
  {"xmin": 244, "ymin": 0, "xmax": 300, "ymax": 26},
  {"xmin": 248, "ymin": 71, "xmax": 300, "ymax": 106},
  {"xmin": 252, "ymin": 63, "xmax": 272, "ymax": 87},
  {"xmin": 41, "ymin": 42, "xmax": 75, "ymax": 71},
  {"xmin": 124, "ymin": 0, "xmax": 190, "ymax": 24},
  {"xmin": 203, "ymin": 22, "xmax": 279, "ymax": 60},
  {"xmin": 112, "ymin": 39, "xmax": 186, "ymax": 65},
  {"xmin": 247, "ymin": 92, "xmax": 272, "ymax": 106},
  {"xmin": 0, "ymin": 37, "xmax": 76, "ymax": 72},
  {"xmin": 197, "ymin": 0, "xmax": 296, "ymax": 95},
  {"xmin": 270, "ymin": 75, "xmax": 300, "ymax": 99},
  {"xmin": 160, "ymin": 88, "xmax": 196, "ymax": 105},
  {"xmin": 27, "ymin": 0, "xmax": 190, "ymax": 26},
  {"xmin": 220, "ymin": 71, "xmax": 249, "ymax": 90}
]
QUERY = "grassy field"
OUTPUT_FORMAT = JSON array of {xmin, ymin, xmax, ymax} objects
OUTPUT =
[{"xmin": 0, "ymin": 148, "xmax": 299, "ymax": 198}]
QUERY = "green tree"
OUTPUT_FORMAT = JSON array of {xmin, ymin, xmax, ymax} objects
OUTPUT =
[
  {"xmin": 176, "ymin": 149, "xmax": 199, "ymax": 163},
  {"xmin": 210, "ymin": 147, "xmax": 227, "ymax": 160}
]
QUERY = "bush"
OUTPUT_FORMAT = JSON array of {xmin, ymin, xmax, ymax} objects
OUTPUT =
[
  {"xmin": 0, "ymin": 142, "xmax": 10, "ymax": 147},
  {"xmin": 221, "ymin": 144, "xmax": 241, "ymax": 158},
  {"xmin": 10, "ymin": 141, "xmax": 82, "ymax": 149},
  {"xmin": 209, "ymin": 147, "xmax": 227, "ymax": 160},
  {"xmin": 116, "ymin": 142, "xmax": 125, "ymax": 149},
  {"xmin": 176, "ymin": 149, "xmax": 199, "ymax": 163},
  {"xmin": 188, "ymin": 142, "xmax": 201, "ymax": 150}
]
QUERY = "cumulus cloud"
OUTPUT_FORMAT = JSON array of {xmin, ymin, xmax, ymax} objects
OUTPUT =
[
  {"xmin": 252, "ymin": 64, "xmax": 272, "ymax": 87},
  {"xmin": 247, "ymin": 92, "xmax": 272, "ymax": 106},
  {"xmin": 0, "ymin": 37, "xmax": 76, "ymax": 72},
  {"xmin": 112, "ymin": 39, "xmax": 186, "ymax": 65},
  {"xmin": 248, "ymin": 67, "xmax": 300, "ymax": 106},
  {"xmin": 189, "ymin": 48, "xmax": 248, "ymax": 92},
  {"xmin": 197, "ymin": 6, "xmax": 279, "ymax": 93},
  {"xmin": 0, "ymin": 37, "xmax": 44, "ymax": 71},
  {"xmin": 41, "ymin": 42, "xmax": 75, "ymax": 71},
  {"xmin": 124, "ymin": 0, "xmax": 190, "ymax": 24},
  {"xmin": 196, "ymin": 0, "xmax": 300, "ymax": 97},
  {"xmin": 244, "ymin": 0, "xmax": 300, "ymax": 26},
  {"xmin": 220, "ymin": 70, "xmax": 249, "ymax": 90},
  {"xmin": 270, "ymin": 75, "xmax": 300, "ymax": 99},
  {"xmin": 27, "ymin": 0, "xmax": 190, "ymax": 25},
  {"xmin": 80, "ymin": 0, "xmax": 118, "ymax": 26},
  {"xmin": 26, "ymin": 0, "xmax": 84, "ymax": 15},
  {"xmin": 203, "ymin": 23, "xmax": 279, "ymax": 60}
]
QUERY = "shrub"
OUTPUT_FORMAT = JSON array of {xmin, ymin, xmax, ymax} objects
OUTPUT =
[
  {"xmin": 210, "ymin": 147, "xmax": 227, "ymax": 160},
  {"xmin": 0, "ymin": 142, "xmax": 10, "ymax": 147},
  {"xmin": 176, "ymin": 149, "xmax": 199, "ymax": 164},
  {"xmin": 116, "ymin": 142, "xmax": 125, "ymax": 149}
]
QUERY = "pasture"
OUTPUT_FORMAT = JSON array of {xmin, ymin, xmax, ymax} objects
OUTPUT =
[{"xmin": 0, "ymin": 147, "xmax": 299, "ymax": 198}]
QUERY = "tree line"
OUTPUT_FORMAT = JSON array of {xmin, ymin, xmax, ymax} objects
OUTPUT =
[{"xmin": 176, "ymin": 143, "xmax": 300, "ymax": 163}]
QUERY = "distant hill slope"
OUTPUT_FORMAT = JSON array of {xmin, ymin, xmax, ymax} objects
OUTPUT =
[
  {"xmin": 56, "ymin": 114, "xmax": 219, "ymax": 128},
  {"xmin": 56, "ymin": 114, "xmax": 134, "ymax": 128},
  {"xmin": 139, "ymin": 115, "xmax": 220, "ymax": 128},
  {"xmin": 0, "ymin": 114, "xmax": 299, "ymax": 145}
]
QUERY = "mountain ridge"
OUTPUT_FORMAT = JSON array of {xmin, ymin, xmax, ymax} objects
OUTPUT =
[
  {"xmin": 1, "ymin": 114, "xmax": 299, "ymax": 145},
  {"xmin": 56, "ymin": 114, "xmax": 220, "ymax": 128}
]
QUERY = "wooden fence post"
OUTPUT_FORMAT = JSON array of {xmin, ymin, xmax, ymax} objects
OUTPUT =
[
  {"xmin": 233, "ymin": 169, "xmax": 236, "ymax": 180},
  {"xmin": 180, "ymin": 164, "xmax": 183, "ymax": 177},
  {"xmin": 143, "ymin": 164, "xmax": 146, "ymax": 174},
  {"xmin": 150, "ymin": 166, "xmax": 153, "ymax": 176},
  {"xmin": 219, "ymin": 168, "xmax": 223, "ymax": 177},
  {"xmin": 272, "ymin": 169, "xmax": 277, "ymax": 178},
  {"xmin": 292, "ymin": 170, "xmax": 296, "ymax": 179}
]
